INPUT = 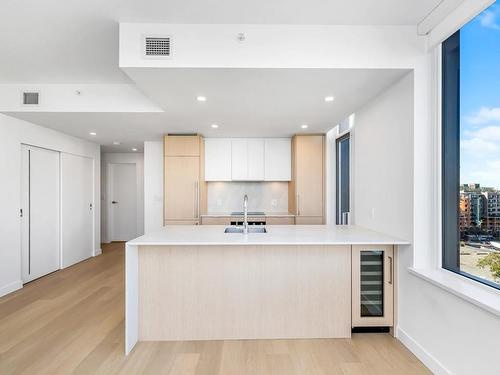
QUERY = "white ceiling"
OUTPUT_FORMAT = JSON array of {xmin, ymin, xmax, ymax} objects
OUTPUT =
[
  {"xmin": 6, "ymin": 68, "xmax": 411, "ymax": 152},
  {"xmin": 0, "ymin": 0, "xmax": 441, "ymax": 83}
]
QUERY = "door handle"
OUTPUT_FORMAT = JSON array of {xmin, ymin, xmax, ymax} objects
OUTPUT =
[
  {"xmin": 388, "ymin": 255, "xmax": 393, "ymax": 285},
  {"xmin": 112, "ymin": 201, "xmax": 118, "ymax": 204}
]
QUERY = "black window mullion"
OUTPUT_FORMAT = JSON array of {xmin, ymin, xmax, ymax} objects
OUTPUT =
[{"xmin": 442, "ymin": 31, "xmax": 461, "ymax": 272}]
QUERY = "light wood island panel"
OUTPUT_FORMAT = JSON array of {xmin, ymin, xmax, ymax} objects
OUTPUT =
[{"xmin": 138, "ymin": 244, "xmax": 351, "ymax": 341}]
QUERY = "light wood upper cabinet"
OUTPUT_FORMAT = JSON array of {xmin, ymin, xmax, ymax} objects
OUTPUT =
[
  {"xmin": 164, "ymin": 135, "xmax": 200, "ymax": 157},
  {"xmin": 265, "ymin": 139, "xmax": 291, "ymax": 181},
  {"xmin": 204, "ymin": 139, "xmax": 232, "ymax": 181},
  {"xmin": 289, "ymin": 135, "xmax": 324, "ymax": 223},
  {"xmin": 164, "ymin": 156, "xmax": 200, "ymax": 221}
]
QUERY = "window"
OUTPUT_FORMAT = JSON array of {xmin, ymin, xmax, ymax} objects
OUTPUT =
[
  {"xmin": 336, "ymin": 133, "xmax": 350, "ymax": 225},
  {"xmin": 442, "ymin": 1, "xmax": 500, "ymax": 289}
]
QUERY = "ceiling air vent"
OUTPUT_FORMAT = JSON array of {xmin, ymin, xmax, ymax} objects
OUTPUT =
[
  {"xmin": 22, "ymin": 91, "xmax": 39, "ymax": 105},
  {"xmin": 144, "ymin": 36, "xmax": 171, "ymax": 58}
]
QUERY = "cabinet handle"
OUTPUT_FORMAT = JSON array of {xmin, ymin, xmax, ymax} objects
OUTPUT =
[
  {"xmin": 388, "ymin": 255, "xmax": 393, "ymax": 285},
  {"xmin": 195, "ymin": 181, "xmax": 199, "ymax": 218}
]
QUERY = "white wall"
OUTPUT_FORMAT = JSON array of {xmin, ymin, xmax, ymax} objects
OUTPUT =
[
  {"xmin": 0, "ymin": 113, "xmax": 100, "ymax": 297},
  {"xmin": 120, "ymin": 24, "xmax": 423, "ymax": 69},
  {"xmin": 144, "ymin": 141, "xmax": 164, "ymax": 234},
  {"xmin": 0, "ymin": 84, "xmax": 162, "ymax": 112},
  {"xmin": 353, "ymin": 71, "xmax": 500, "ymax": 375},
  {"xmin": 353, "ymin": 73, "xmax": 414, "ymax": 241},
  {"xmin": 101, "ymin": 152, "xmax": 144, "ymax": 242}
]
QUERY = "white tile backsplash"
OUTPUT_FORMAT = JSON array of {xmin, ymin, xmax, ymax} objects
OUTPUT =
[{"xmin": 207, "ymin": 182, "xmax": 288, "ymax": 213}]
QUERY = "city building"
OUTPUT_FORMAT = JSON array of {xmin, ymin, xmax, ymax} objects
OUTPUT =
[{"xmin": 460, "ymin": 185, "xmax": 500, "ymax": 240}]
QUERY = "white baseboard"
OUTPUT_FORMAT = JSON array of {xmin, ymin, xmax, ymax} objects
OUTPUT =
[
  {"xmin": 397, "ymin": 327, "xmax": 452, "ymax": 375},
  {"xmin": 0, "ymin": 280, "xmax": 23, "ymax": 298},
  {"xmin": 94, "ymin": 248, "xmax": 102, "ymax": 256}
]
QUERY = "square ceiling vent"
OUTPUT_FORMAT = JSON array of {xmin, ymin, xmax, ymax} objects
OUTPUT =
[
  {"xmin": 22, "ymin": 91, "xmax": 40, "ymax": 105},
  {"xmin": 143, "ymin": 36, "xmax": 171, "ymax": 59}
]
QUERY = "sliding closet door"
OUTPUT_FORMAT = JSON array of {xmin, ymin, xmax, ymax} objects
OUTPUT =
[
  {"xmin": 21, "ymin": 145, "xmax": 60, "ymax": 283},
  {"xmin": 61, "ymin": 153, "xmax": 94, "ymax": 268}
]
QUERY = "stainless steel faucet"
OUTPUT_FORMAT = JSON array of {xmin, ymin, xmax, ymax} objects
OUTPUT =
[{"xmin": 243, "ymin": 194, "xmax": 248, "ymax": 234}]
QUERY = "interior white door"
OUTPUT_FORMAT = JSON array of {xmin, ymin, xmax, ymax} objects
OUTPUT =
[
  {"xmin": 61, "ymin": 153, "xmax": 94, "ymax": 268},
  {"xmin": 110, "ymin": 163, "xmax": 137, "ymax": 241},
  {"xmin": 21, "ymin": 145, "xmax": 60, "ymax": 283}
]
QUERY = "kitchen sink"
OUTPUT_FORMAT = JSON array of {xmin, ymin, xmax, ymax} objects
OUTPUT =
[{"xmin": 224, "ymin": 227, "xmax": 267, "ymax": 234}]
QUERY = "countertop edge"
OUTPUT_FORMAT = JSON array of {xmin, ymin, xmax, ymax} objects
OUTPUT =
[{"xmin": 128, "ymin": 241, "xmax": 410, "ymax": 246}]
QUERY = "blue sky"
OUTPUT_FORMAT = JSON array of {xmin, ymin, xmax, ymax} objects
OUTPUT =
[{"xmin": 460, "ymin": 1, "xmax": 500, "ymax": 188}]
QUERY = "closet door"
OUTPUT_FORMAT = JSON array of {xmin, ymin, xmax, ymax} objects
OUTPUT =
[
  {"xmin": 61, "ymin": 153, "xmax": 94, "ymax": 268},
  {"xmin": 21, "ymin": 145, "xmax": 60, "ymax": 283}
]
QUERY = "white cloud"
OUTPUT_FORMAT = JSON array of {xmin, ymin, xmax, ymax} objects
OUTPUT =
[
  {"xmin": 461, "ymin": 137, "xmax": 498, "ymax": 153},
  {"xmin": 466, "ymin": 107, "xmax": 500, "ymax": 125},
  {"xmin": 461, "ymin": 157, "xmax": 500, "ymax": 188},
  {"xmin": 469, "ymin": 125, "xmax": 500, "ymax": 142},
  {"xmin": 479, "ymin": 8, "xmax": 500, "ymax": 30},
  {"xmin": 487, "ymin": 159, "xmax": 500, "ymax": 170}
]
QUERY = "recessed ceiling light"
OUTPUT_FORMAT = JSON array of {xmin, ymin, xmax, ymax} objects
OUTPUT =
[
  {"xmin": 113, "ymin": 141, "xmax": 120, "ymax": 145},
  {"xmin": 196, "ymin": 96, "xmax": 207, "ymax": 102},
  {"xmin": 89, "ymin": 132, "xmax": 97, "ymax": 136},
  {"xmin": 132, "ymin": 148, "xmax": 137, "ymax": 152},
  {"xmin": 211, "ymin": 124, "xmax": 219, "ymax": 129},
  {"xmin": 301, "ymin": 124, "xmax": 308, "ymax": 129},
  {"xmin": 324, "ymin": 96, "xmax": 335, "ymax": 102}
]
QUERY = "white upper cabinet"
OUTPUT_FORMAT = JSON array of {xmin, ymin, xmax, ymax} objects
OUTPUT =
[
  {"xmin": 231, "ymin": 139, "xmax": 265, "ymax": 181},
  {"xmin": 247, "ymin": 140, "xmax": 265, "ymax": 180},
  {"xmin": 231, "ymin": 139, "xmax": 248, "ymax": 180},
  {"xmin": 265, "ymin": 138, "xmax": 291, "ymax": 181},
  {"xmin": 204, "ymin": 139, "xmax": 232, "ymax": 181},
  {"xmin": 205, "ymin": 138, "xmax": 291, "ymax": 181}
]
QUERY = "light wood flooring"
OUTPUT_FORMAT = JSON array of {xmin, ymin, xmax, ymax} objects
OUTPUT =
[{"xmin": 0, "ymin": 242, "xmax": 430, "ymax": 375}]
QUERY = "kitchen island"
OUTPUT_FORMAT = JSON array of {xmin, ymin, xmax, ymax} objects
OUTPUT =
[{"xmin": 125, "ymin": 225, "xmax": 408, "ymax": 354}]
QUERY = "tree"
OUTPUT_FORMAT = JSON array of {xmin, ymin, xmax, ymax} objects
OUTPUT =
[{"xmin": 477, "ymin": 253, "xmax": 500, "ymax": 281}]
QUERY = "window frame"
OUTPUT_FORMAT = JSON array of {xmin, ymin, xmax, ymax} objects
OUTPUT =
[{"xmin": 441, "ymin": 30, "xmax": 500, "ymax": 290}]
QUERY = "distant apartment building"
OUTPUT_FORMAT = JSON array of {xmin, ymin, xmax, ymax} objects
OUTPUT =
[{"xmin": 460, "ymin": 184, "xmax": 500, "ymax": 239}]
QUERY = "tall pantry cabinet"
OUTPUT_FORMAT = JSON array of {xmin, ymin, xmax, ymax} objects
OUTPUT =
[
  {"xmin": 289, "ymin": 135, "xmax": 325, "ymax": 224},
  {"xmin": 164, "ymin": 135, "xmax": 205, "ymax": 225}
]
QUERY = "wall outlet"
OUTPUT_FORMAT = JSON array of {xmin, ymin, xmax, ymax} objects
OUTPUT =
[
  {"xmin": 271, "ymin": 199, "xmax": 278, "ymax": 208},
  {"xmin": 371, "ymin": 208, "xmax": 375, "ymax": 219},
  {"xmin": 216, "ymin": 199, "xmax": 223, "ymax": 208}
]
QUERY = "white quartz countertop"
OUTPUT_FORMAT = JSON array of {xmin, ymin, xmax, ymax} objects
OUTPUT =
[{"xmin": 127, "ymin": 225, "xmax": 409, "ymax": 246}]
